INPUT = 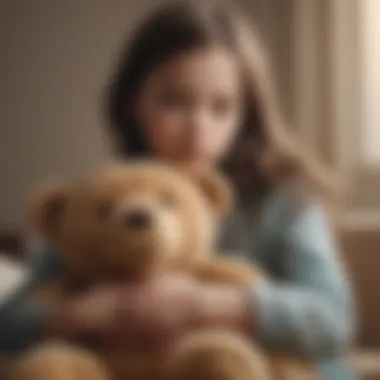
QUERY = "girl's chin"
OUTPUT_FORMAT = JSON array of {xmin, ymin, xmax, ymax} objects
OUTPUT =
[
  {"xmin": 179, "ymin": 156, "xmax": 213, "ymax": 169},
  {"xmin": 160, "ymin": 151, "xmax": 217, "ymax": 169}
]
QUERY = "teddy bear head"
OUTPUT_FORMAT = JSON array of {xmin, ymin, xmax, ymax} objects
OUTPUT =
[{"xmin": 30, "ymin": 161, "xmax": 231, "ymax": 280}]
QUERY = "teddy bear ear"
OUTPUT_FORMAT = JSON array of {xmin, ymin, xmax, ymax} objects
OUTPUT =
[
  {"xmin": 29, "ymin": 182, "xmax": 69, "ymax": 237},
  {"xmin": 190, "ymin": 168, "xmax": 232, "ymax": 219}
]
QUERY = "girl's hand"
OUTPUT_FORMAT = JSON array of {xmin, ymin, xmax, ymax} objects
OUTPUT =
[
  {"xmin": 108, "ymin": 274, "xmax": 202, "ymax": 348},
  {"xmin": 46, "ymin": 284, "xmax": 121, "ymax": 339},
  {"xmin": 69, "ymin": 284, "xmax": 121, "ymax": 333},
  {"xmin": 46, "ymin": 274, "xmax": 254, "ymax": 348},
  {"xmin": 107, "ymin": 274, "xmax": 254, "ymax": 349}
]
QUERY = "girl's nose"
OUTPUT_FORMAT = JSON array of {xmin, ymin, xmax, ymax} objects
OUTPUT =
[{"xmin": 185, "ymin": 109, "xmax": 209, "ymax": 142}]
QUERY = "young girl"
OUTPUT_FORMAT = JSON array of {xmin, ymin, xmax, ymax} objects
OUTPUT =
[{"xmin": 0, "ymin": 0, "xmax": 356, "ymax": 379}]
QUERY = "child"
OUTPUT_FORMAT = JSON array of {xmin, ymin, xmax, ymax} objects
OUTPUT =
[{"xmin": 0, "ymin": 1, "xmax": 356, "ymax": 379}]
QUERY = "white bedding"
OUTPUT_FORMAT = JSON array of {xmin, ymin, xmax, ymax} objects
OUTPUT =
[{"xmin": 0, "ymin": 254, "xmax": 27, "ymax": 306}]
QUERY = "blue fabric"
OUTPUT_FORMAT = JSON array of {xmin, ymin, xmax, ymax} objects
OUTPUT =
[
  {"xmin": 0, "ymin": 185, "xmax": 357, "ymax": 379},
  {"xmin": 251, "ymin": 201, "xmax": 353, "ymax": 353}
]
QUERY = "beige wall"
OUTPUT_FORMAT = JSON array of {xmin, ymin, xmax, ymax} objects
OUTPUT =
[
  {"xmin": 0, "ymin": 0, "xmax": 293, "ymax": 231},
  {"xmin": 0, "ymin": 0, "xmax": 150, "ymax": 229}
]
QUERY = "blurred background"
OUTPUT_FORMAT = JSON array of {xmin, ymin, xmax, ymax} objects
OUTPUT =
[{"xmin": 0, "ymin": 0, "xmax": 379, "ymax": 377}]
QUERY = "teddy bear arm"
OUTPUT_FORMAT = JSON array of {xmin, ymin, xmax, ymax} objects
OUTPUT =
[
  {"xmin": 268, "ymin": 354, "xmax": 317, "ymax": 380},
  {"xmin": 193, "ymin": 257, "xmax": 265, "ymax": 286}
]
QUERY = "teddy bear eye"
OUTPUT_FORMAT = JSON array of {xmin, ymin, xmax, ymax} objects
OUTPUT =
[
  {"xmin": 160, "ymin": 193, "xmax": 176, "ymax": 208},
  {"xmin": 96, "ymin": 202, "xmax": 113, "ymax": 220}
]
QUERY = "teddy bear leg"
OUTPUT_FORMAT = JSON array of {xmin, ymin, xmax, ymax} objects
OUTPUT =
[
  {"xmin": 9, "ymin": 342, "xmax": 111, "ymax": 380},
  {"xmin": 163, "ymin": 330, "xmax": 272, "ymax": 380}
]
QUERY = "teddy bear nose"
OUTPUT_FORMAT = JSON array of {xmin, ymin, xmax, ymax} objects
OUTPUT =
[{"xmin": 124, "ymin": 209, "xmax": 152, "ymax": 230}]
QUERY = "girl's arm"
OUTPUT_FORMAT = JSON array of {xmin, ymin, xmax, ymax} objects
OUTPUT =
[{"xmin": 250, "ymin": 196, "xmax": 355, "ymax": 357}]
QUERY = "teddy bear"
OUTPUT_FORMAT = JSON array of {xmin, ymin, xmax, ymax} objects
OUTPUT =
[{"xmin": 9, "ymin": 160, "xmax": 315, "ymax": 380}]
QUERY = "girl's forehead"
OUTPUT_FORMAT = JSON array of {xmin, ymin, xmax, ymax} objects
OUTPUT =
[{"xmin": 146, "ymin": 48, "xmax": 241, "ymax": 91}]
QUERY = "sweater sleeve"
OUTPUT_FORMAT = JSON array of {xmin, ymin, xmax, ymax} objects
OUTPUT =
[
  {"xmin": 0, "ymin": 249, "xmax": 61, "ymax": 352},
  {"xmin": 251, "ymin": 197, "xmax": 355, "ymax": 357}
]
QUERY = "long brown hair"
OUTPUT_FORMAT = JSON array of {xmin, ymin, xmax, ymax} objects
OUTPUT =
[{"xmin": 106, "ymin": 0, "xmax": 334, "ymax": 203}]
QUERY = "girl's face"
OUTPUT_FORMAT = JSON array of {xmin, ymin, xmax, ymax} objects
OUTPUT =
[{"xmin": 135, "ymin": 47, "xmax": 243, "ymax": 168}]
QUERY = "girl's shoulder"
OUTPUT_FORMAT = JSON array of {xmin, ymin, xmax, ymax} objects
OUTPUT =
[{"xmin": 258, "ymin": 179, "xmax": 324, "ymax": 232}]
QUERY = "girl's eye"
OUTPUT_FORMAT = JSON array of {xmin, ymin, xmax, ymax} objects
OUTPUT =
[{"xmin": 97, "ymin": 202, "xmax": 113, "ymax": 220}]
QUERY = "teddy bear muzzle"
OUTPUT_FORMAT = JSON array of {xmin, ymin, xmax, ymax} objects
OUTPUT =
[
  {"xmin": 112, "ymin": 201, "xmax": 184, "ymax": 269},
  {"xmin": 123, "ymin": 207, "xmax": 153, "ymax": 231}
]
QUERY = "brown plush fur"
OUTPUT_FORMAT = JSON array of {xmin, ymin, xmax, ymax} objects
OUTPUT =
[{"xmin": 10, "ymin": 161, "xmax": 316, "ymax": 380}]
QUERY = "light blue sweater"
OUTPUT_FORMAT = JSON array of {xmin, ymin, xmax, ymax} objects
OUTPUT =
[{"xmin": 0, "ymin": 184, "xmax": 356, "ymax": 379}]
